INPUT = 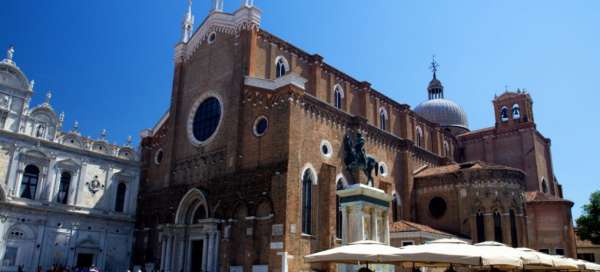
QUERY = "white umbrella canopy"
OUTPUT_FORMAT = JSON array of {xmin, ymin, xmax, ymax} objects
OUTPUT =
[
  {"xmin": 304, "ymin": 240, "xmax": 404, "ymax": 264},
  {"xmin": 581, "ymin": 260, "xmax": 600, "ymax": 271},
  {"xmin": 472, "ymin": 241, "xmax": 524, "ymax": 269},
  {"xmin": 552, "ymin": 256, "xmax": 585, "ymax": 271},
  {"xmin": 390, "ymin": 238, "xmax": 482, "ymax": 266},
  {"xmin": 515, "ymin": 248, "xmax": 555, "ymax": 269}
]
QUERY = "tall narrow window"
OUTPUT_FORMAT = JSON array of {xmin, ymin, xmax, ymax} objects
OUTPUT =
[
  {"xmin": 334, "ymin": 86, "xmax": 343, "ymax": 109},
  {"xmin": 500, "ymin": 106, "xmax": 509, "ymax": 122},
  {"xmin": 476, "ymin": 211, "xmax": 485, "ymax": 243},
  {"xmin": 512, "ymin": 104, "xmax": 521, "ymax": 120},
  {"xmin": 541, "ymin": 178, "xmax": 549, "ymax": 194},
  {"xmin": 275, "ymin": 57, "xmax": 288, "ymax": 78},
  {"xmin": 336, "ymin": 180, "xmax": 345, "ymax": 239},
  {"xmin": 443, "ymin": 141, "xmax": 450, "ymax": 157},
  {"xmin": 20, "ymin": 165, "xmax": 40, "ymax": 199},
  {"xmin": 57, "ymin": 172, "xmax": 71, "ymax": 204},
  {"xmin": 392, "ymin": 194, "xmax": 399, "ymax": 222},
  {"xmin": 379, "ymin": 109, "xmax": 387, "ymax": 131},
  {"xmin": 493, "ymin": 210, "xmax": 503, "ymax": 243},
  {"xmin": 115, "ymin": 182, "xmax": 127, "ymax": 212},
  {"xmin": 416, "ymin": 127, "xmax": 424, "ymax": 147},
  {"xmin": 301, "ymin": 170, "xmax": 313, "ymax": 235},
  {"xmin": 510, "ymin": 209, "xmax": 518, "ymax": 247}
]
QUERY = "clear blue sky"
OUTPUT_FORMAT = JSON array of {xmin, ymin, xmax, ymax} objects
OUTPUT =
[{"xmin": 2, "ymin": 0, "xmax": 598, "ymax": 219}]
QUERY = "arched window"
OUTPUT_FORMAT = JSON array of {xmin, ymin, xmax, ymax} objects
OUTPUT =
[
  {"xmin": 416, "ymin": 126, "xmax": 424, "ymax": 147},
  {"xmin": 476, "ymin": 211, "xmax": 485, "ymax": 242},
  {"xmin": 192, "ymin": 203, "xmax": 207, "ymax": 223},
  {"xmin": 512, "ymin": 104, "xmax": 521, "ymax": 120},
  {"xmin": 392, "ymin": 194, "xmax": 399, "ymax": 222},
  {"xmin": 500, "ymin": 106, "xmax": 509, "ymax": 122},
  {"xmin": 336, "ymin": 179, "xmax": 345, "ymax": 239},
  {"xmin": 379, "ymin": 108, "xmax": 388, "ymax": 131},
  {"xmin": 541, "ymin": 178, "xmax": 549, "ymax": 194},
  {"xmin": 275, "ymin": 56, "xmax": 289, "ymax": 78},
  {"xmin": 301, "ymin": 170, "xmax": 314, "ymax": 235},
  {"xmin": 334, "ymin": 85, "xmax": 344, "ymax": 109},
  {"xmin": 57, "ymin": 172, "xmax": 71, "ymax": 204},
  {"xmin": 443, "ymin": 141, "xmax": 450, "ymax": 157},
  {"xmin": 510, "ymin": 209, "xmax": 518, "ymax": 247},
  {"xmin": 493, "ymin": 210, "xmax": 503, "ymax": 243},
  {"xmin": 115, "ymin": 182, "xmax": 127, "ymax": 213},
  {"xmin": 20, "ymin": 165, "xmax": 40, "ymax": 199}
]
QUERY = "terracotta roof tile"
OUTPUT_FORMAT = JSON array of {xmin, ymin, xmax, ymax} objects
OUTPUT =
[
  {"xmin": 414, "ymin": 161, "xmax": 523, "ymax": 178},
  {"xmin": 390, "ymin": 220, "xmax": 453, "ymax": 236}
]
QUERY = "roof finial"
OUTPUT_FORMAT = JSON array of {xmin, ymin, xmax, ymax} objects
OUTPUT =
[
  {"xmin": 45, "ymin": 91, "xmax": 52, "ymax": 104},
  {"xmin": 73, "ymin": 121, "xmax": 79, "ymax": 132},
  {"xmin": 181, "ymin": 0, "xmax": 195, "ymax": 43},
  {"xmin": 429, "ymin": 55, "xmax": 439, "ymax": 79},
  {"xmin": 242, "ymin": 0, "xmax": 255, "ymax": 7},
  {"xmin": 5, "ymin": 45, "xmax": 15, "ymax": 64},
  {"xmin": 59, "ymin": 111, "xmax": 65, "ymax": 123},
  {"xmin": 127, "ymin": 135, "xmax": 133, "ymax": 146},
  {"xmin": 100, "ymin": 129, "xmax": 107, "ymax": 140},
  {"xmin": 212, "ymin": 0, "xmax": 224, "ymax": 12}
]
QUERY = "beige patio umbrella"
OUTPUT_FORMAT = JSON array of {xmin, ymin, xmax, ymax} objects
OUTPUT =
[
  {"xmin": 551, "ymin": 256, "xmax": 583, "ymax": 271},
  {"xmin": 515, "ymin": 248, "xmax": 556, "ymax": 269},
  {"xmin": 390, "ymin": 238, "xmax": 483, "ymax": 267},
  {"xmin": 580, "ymin": 260, "xmax": 600, "ymax": 271},
  {"xmin": 472, "ymin": 241, "xmax": 524, "ymax": 269},
  {"xmin": 304, "ymin": 240, "xmax": 404, "ymax": 264}
]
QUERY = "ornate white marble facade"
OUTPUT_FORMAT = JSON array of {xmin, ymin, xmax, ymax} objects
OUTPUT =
[{"xmin": 0, "ymin": 47, "xmax": 140, "ymax": 272}]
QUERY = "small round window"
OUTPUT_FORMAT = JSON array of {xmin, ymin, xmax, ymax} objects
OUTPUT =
[
  {"xmin": 208, "ymin": 32, "xmax": 216, "ymax": 44},
  {"xmin": 320, "ymin": 140, "xmax": 333, "ymax": 159},
  {"xmin": 378, "ymin": 162, "xmax": 388, "ymax": 176},
  {"xmin": 191, "ymin": 97, "xmax": 222, "ymax": 143},
  {"xmin": 154, "ymin": 149, "xmax": 164, "ymax": 165},
  {"xmin": 253, "ymin": 116, "xmax": 268, "ymax": 137},
  {"xmin": 429, "ymin": 197, "xmax": 447, "ymax": 219}
]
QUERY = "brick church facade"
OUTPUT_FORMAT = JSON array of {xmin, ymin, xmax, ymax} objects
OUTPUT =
[{"xmin": 133, "ymin": 1, "xmax": 576, "ymax": 271}]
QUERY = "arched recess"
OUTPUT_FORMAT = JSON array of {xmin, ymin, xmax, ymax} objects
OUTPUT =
[
  {"xmin": 255, "ymin": 198, "xmax": 274, "ymax": 264},
  {"xmin": 175, "ymin": 188, "xmax": 209, "ymax": 225},
  {"xmin": 0, "ymin": 183, "xmax": 6, "ymax": 202}
]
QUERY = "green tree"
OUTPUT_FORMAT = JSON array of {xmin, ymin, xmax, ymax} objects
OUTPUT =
[{"xmin": 576, "ymin": 191, "xmax": 600, "ymax": 244}]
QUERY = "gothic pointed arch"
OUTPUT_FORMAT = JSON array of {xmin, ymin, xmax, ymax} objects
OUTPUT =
[{"xmin": 175, "ymin": 188, "xmax": 210, "ymax": 225}]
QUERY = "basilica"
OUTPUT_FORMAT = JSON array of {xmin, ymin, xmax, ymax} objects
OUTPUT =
[
  {"xmin": 132, "ymin": 1, "xmax": 576, "ymax": 272},
  {"xmin": 0, "ymin": 1, "xmax": 579, "ymax": 272}
]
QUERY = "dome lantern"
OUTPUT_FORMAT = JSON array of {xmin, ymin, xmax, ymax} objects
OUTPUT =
[{"xmin": 415, "ymin": 57, "xmax": 469, "ymax": 135}]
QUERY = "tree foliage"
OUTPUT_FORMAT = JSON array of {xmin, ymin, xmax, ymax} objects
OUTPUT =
[{"xmin": 576, "ymin": 191, "xmax": 600, "ymax": 244}]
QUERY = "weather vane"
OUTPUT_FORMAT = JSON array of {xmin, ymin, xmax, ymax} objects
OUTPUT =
[{"xmin": 429, "ymin": 55, "xmax": 439, "ymax": 75}]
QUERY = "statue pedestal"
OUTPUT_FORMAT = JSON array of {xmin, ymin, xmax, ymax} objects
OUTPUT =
[{"xmin": 337, "ymin": 184, "xmax": 392, "ymax": 245}]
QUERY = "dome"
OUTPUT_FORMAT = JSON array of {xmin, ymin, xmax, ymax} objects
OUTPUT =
[{"xmin": 414, "ymin": 98, "xmax": 469, "ymax": 130}]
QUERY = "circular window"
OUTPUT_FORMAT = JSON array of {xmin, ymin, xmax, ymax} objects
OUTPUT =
[
  {"xmin": 208, "ymin": 32, "xmax": 217, "ymax": 44},
  {"xmin": 253, "ymin": 116, "xmax": 268, "ymax": 137},
  {"xmin": 320, "ymin": 140, "xmax": 333, "ymax": 159},
  {"xmin": 154, "ymin": 149, "xmax": 164, "ymax": 165},
  {"xmin": 190, "ymin": 96, "xmax": 222, "ymax": 144},
  {"xmin": 429, "ymin": 197, "xmax": 447, "ymax": 219},
  {"xmin": 378, "ymin": 162, "xmax": 388, "ymax": 176}
]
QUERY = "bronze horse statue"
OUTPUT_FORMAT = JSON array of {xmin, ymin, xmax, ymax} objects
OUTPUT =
[{"xmin": 343, "ymin": 132, "xmax": 379, "ymax": 186}]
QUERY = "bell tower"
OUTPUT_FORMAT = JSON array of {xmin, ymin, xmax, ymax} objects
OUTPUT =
[{"xmin": 493, "ymin": 89, "xmax": 535, "ymax": 131}]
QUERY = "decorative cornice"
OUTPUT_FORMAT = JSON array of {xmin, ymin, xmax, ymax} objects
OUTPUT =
[{"xmin": 176, "ymin": 6, "xmax": 261, "ymax": 63}]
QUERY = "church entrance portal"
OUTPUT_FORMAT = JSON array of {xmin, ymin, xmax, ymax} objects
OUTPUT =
[
  {"xmin": 76, "ymin": 253, "xmax": 94, "ymax": 268},
  {"xmin": 190, "ymin": 240, "xmax": 204, "ymax": 272}
]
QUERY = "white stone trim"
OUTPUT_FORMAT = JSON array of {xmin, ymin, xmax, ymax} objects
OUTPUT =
[
  {"xmin": 186, "ymin": 92, "xmax": 224, "ymax": 147},
  {"xmin": 177, "ymin": 6, "xmax": 262, "ymax": 63},
  {"xmin": 252, "ymin": 115, "xmax": 268, "ymax": 137},
  {"xmin": 333, "ymin": 84, "xmax": 345, "ymax": 98},
  {"xmin": 378, "ymin": 161, "xmax": 389, "ymax": 177},
  {"xmin": 335, "ymin": 173, "xmax": 348, "ymax": 189},
  {"xmin": 320, "ymin": 139, "xmax": 333, "ymax": 159},
  {"xmin": 154, "ymin": 148, "xmax": 164, "ymax": 165},
  {"xmin": 300, "ymin": 163, "xmax": 318, "ymax": 185},
  {"xmin": 244, "ymin": 73, "xmax": 307, "ymax": 91}
]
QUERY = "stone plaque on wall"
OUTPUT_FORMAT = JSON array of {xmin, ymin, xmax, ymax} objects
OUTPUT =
[
  {"xmin": 252, "ymin": 265, "xmax": 268, "ymax": 272},
  {"xmin": 230, "ymin": 266, "xmax": 243, "ymax": 272},
  {"xmin": 270, "ymin": 242, "xmax": 283, "ymax": 250},
  {"xmin": 290, "ymin": 224, "xmax": 296, "ymax": 234},
  {"xmin": 271, "ymin": 224, "xmax": 283, "ymax": 236}
]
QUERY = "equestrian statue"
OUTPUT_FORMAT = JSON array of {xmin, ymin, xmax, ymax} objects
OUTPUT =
[{"xmin": 343, "ymin": 132, "xmax": 379, "ymax": 186}]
